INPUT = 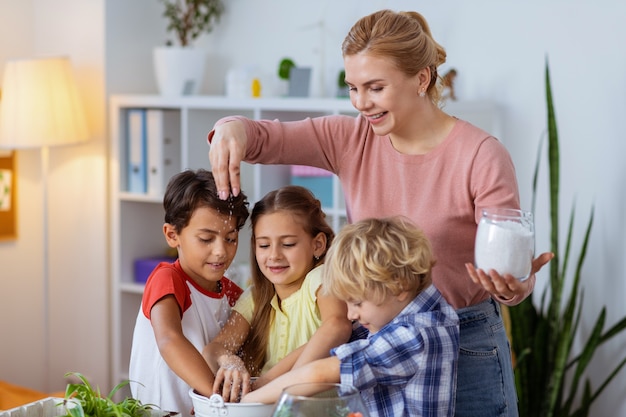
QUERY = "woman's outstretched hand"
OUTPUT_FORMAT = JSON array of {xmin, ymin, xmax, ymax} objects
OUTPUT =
[
  {"xmin": 465, "ymin": 251, "xmax": 554, "ymax": 304},
  {"xmin": 208, "ymin": 120, "xmax": 248, "ymax": 200}
]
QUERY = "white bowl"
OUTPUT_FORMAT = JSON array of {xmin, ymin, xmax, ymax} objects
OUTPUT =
[{"xmin": 189, "ymin": 389, "xmax": 274, "ymax": 417}]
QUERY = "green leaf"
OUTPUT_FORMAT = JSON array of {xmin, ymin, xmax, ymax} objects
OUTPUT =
[
  {"xmin": 563, "ymin": 308, "xmax": 605, "ymax": 414},
  {"xmin": 278, "ymin": 58, "xmax": 296, "ymax": 80},
  {"xmin": 60, "ymin": 372, "xmax": 157, "ymax": 417},
  {"xmin": 587, "ymin": 356, "xmax": 626, "ymax": 405}
]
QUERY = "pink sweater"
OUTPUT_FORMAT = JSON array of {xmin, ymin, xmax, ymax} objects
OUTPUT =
[{"xmin": 212, "ymin": 114, "xmax": 532, "ymax": 309}]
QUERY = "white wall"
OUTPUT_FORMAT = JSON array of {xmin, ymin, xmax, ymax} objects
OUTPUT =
[
  {"xmin": 1, "ymin": 0, "xmax": 624, "ymax": 415},
  {"xmin": 0, "ymin": 0, "xmax": 108, "ymax": 394}
]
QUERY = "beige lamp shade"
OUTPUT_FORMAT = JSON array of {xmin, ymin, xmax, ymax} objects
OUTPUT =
[{"xmin": 0, "ymin": 56, "xmax": 89, "ymax": 149}]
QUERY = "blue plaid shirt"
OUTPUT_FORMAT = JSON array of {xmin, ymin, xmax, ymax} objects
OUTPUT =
[{"xmin": 331, "ymin": 285, "xmax": 460, "ymax": 417}]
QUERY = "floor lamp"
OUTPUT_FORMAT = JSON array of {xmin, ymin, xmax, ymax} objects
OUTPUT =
[{"xmin": 0, "ymin": 57, "xmax": 89, "ymax": 390}]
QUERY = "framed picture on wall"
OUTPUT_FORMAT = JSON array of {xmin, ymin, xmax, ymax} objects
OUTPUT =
[{"xmin": 0, "ymin": 150, "xmax": 17, "ymax": 240}]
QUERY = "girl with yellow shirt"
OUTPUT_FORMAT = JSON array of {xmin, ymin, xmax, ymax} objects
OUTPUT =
[{"xmin": 202, "ymin": 185, "xmax": 353, "ymax": 402}]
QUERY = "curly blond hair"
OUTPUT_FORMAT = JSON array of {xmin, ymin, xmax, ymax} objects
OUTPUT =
[{"xmin": 322, "ymin": 216, "xmax": 435, "ymax": 304}]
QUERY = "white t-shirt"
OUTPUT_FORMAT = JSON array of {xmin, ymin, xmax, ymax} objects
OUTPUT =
[{"xmin": 129, "ymin": 260, "xmax": 241, "ymax": 416}]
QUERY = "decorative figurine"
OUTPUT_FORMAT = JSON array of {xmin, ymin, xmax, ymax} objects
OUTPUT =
[{"xmin": 442, "ymin": 68, "xmax": 458, "ymax": 101}]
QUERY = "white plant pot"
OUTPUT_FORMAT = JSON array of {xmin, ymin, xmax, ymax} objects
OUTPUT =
[{"xmin": 153, "ymin": 46, "xmax": 206, "ymax": 96}]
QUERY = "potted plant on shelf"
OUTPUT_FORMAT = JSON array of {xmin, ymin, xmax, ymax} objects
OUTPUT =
[
  {"xmin": 276, "ymin": 57, "xmax": 295, "ymax": 97},
  {"xmin": 153, "ymin": 0, "xmax": 225, "ymax": 96}
]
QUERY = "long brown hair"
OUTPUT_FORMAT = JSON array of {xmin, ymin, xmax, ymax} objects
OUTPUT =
[{"xmin": 240, "ymin": 185, "xmax": 334, "ymax": 374}]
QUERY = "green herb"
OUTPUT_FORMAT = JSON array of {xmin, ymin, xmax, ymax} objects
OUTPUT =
[{"xmin": 60, "ymin": 372, "xmax": 158, "ymax": 417}]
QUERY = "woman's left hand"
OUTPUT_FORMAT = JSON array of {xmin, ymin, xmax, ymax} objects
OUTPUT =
[{"xmin": 465, "ymin": 252, "xmax": 554, "ymax": 303}]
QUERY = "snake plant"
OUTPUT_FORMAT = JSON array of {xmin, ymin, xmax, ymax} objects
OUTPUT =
[{"xmin": 508, "ymin": 59, "xmax": 626, "ymax": 417}]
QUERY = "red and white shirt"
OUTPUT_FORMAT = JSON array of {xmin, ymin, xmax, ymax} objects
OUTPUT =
[{"xmin": 129, "ymin": 259, "xmax": 242, "ymax": 415}]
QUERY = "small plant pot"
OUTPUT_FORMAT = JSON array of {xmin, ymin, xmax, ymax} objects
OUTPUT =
[{"xmin": 153, "ymin": 46, "xmax": 206, "ymax": 96}]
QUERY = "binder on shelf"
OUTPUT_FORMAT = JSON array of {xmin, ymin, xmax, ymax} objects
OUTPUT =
[
  {"xmin": 126, "ymin": 109, "xmax": 147, "ymax": 193},
  {"xmin": 146, "ymin": 109, "xmax": 181, "ymax": 196}
]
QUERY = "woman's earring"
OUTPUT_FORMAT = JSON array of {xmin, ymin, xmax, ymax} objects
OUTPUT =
[
  {"xmin": 314, "ymin": 255, "xmax": 320, "ymax": 261},
  {"xmin": 419, "ymin": 90, "xmax": 426, "ymax": 98}
]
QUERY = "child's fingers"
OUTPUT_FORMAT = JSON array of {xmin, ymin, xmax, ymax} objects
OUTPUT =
[
  {"xmin": 241, "ymin": 377, "xmax": 252, "ymax": 397},
  {"xmin": 219, "ymin": 368, "xmax": 244, "ymax": 402},
  {"xmin": 212, "ymin": 368, "xmax": 226, "ymax": 393}
]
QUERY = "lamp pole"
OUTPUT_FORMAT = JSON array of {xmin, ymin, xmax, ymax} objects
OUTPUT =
[{"xmin": 41, "ymin": 145, "xmax": 50, "ymax": 390}]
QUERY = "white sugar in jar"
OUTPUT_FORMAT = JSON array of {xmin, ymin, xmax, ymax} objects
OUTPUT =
[{"xmin": 474, "ymin": 208, "xmax": 535, "ymax": 281}]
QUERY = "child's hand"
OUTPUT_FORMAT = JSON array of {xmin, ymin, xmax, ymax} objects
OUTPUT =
[{"xmin": 213, "ymin": 355, "xmax": 251, "ymax": 402}]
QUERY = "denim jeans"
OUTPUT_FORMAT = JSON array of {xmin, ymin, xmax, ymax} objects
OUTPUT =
[{"xmin": 454, "ymin": 298, "xmax": 519, "ymax": 417}]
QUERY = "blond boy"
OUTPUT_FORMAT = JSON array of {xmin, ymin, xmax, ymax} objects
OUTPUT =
[{"xmin": 243, "ymin": 216, "xmax": 460, "ymax": 417}]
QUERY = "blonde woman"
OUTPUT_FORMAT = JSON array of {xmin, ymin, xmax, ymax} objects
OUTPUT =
[{"xmin": 207, "ymin": 10, "xmax": 553, "ymax": 415}]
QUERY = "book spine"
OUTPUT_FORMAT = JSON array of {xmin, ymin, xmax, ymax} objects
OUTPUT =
[
  {"xmin": 146, "ymin": 109, "xmax": 181, "ymax": 196},
  {"xmin": 126, "ymin": 109, "xmax": 147, "ymax": 193}
]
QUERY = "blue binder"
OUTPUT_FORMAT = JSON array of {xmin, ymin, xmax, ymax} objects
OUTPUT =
[{"xmin": 126, "ymin": 109, "xmax": 147, "ymax": 193}]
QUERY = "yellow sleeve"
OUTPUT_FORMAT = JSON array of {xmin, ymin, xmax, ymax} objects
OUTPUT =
[
  {"xmin": 303, "ymin": 265, "xmax": 323, "ymax": 299},
  {"xmin": 232, "ymin": 285, "xmax": 255, "ymax": 324}
]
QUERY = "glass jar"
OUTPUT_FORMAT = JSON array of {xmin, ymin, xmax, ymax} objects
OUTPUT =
[
  {"xmin": 474, "ymin": 208, "xmax": 535, "ymax": 281},
  {"xmin": 270, "ymin": 382, "xmax": 370, "ymax": 417}
]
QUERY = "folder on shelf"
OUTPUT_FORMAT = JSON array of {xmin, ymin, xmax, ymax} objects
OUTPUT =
[
  {"xmin": 126, "ymin": 109, "xmax": 147, "ymax": 193},
  {"xmin": 146, "ymin": 109, "xmax": 181, "ymax": 196}
]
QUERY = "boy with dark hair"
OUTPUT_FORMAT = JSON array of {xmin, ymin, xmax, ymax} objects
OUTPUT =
[{"xmin": 130, "ymin": 169, "xmax": 249, "ymax": 415}]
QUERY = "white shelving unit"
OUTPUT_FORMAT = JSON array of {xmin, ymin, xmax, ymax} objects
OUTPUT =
[
  {"xmin": 109, "ymin": 95, "xmax": 359, "ymax": 392},
  {"xmin": 108, "ymin": 95, "xmax": 501, "ymax": 391}
]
